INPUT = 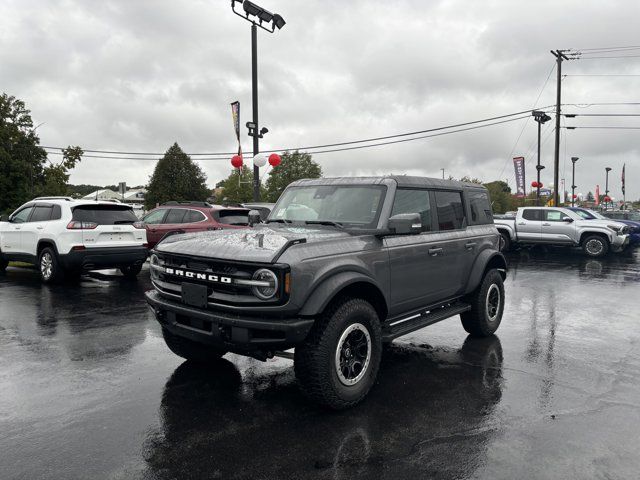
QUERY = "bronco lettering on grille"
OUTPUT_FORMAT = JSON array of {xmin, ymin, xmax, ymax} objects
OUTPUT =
[{"xmin": 164, "ymin": 267, "xmax": 232, "ymax": 284}]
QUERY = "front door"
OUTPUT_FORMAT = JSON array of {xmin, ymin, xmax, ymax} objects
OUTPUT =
[
  {"xmin": 541, "ymin": 209, "xmax": 576, "ymax": 243},
  {"xmin": 2, "ymin": 206, "xmax": 34, "ymax": 255},
  {"xmin": 143, "ymin": 209, "xmax": 169, "ymax": 246}
]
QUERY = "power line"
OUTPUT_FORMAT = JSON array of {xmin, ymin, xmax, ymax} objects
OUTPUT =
[
  {"xmin": 564, "ymin": 74, "xmax": 640, "ymax": 77},
  {"xmin": 42, "ymin": 106, "xmax": 552, "ymax": 159},
  {"xmin": 575, "ymin": 45, "xmax": 640, "ymax": 52},
  {"xmin": 564, "ymin": 113, "xmax": 640, "ymax": 116},
  {"xmin": 563, "ymin": 126, "xmax": 640, "ymax": 130},
  {"xmin": 577, "ymin": 55, "xmax": 640, "ymax": 60}
]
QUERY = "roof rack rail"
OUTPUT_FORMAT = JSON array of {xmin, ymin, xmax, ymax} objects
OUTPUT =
[
  {"xmin": 162, "ymin": 201, "xmax": 213, "ymax": 207},
  {"xmin": 34, "ymin": 196, "xmax": 74, "ymax": 201}
]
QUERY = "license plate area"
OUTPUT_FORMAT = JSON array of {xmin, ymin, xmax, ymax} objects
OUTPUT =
[{"xmin": 181, "ymin": 282, "xmax": 208, "ymax": 308}]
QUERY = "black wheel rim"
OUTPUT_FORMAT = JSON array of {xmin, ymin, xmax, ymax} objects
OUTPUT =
[{"xmin": 335, "ymin": 323, "xmax": 371, "ymax": 386}]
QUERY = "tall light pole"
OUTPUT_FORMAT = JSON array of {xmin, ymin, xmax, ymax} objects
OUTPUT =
[
  {"xmin": 604, "ymin": 167, "xmax": 612, "ymax": 210},
  {"xmin": 231, "ymin": 0, "xmax": 286, "ymax": 201},
  {"xmin": 441, "ymin": 168, "xmax": 445, "ymax": 179},
  {"xmin": 533, "ymin": 110, "xmax": 551, "ymax": 205},
  {"xmin": 571, "ymin": 156, "xmax": 578, "ymax": 207}
]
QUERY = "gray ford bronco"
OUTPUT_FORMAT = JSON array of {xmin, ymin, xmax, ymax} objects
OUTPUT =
[{"xmin": 145, "ymin": 176, "xmax": 507, "ymax": 408}]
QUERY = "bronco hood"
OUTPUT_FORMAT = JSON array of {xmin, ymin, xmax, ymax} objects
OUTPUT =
[{"xmin": 154, "ymin": 225, "xmax": 350, "ymax": 263}]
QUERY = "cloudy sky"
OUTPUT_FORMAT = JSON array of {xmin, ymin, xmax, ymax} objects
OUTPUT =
[{"xmin": 2, "ymin": 0, "xmax": 640, "ymax": 200}]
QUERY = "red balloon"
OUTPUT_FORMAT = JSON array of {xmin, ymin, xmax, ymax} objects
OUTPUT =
[
  {"xmin": 572, "ymin": 194, "xmax": 577, "ymax": 199},
  {"xmin": 268, "ymin": 153, "xmax": 281, "ymax": 167},
  {"xmin": 531, "ymin": 181, "xmax": 539, "ymax": 188},
  {"xmin": 604, "ymin": 196, "xmax": 611, "ymax": 202},
  {"xmin": 231, "ymin": 155, "xmax": 243, "ymax": 169},
  {"xmin": 539, "ymin": 183, "xmax": 543, "ymax": 188}
]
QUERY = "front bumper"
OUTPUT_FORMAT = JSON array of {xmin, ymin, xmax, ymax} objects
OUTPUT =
[
  {"xmin": 145, "ymin": 290, "xmax": 314, "ymax": 353},
  {"xmin": 611, "ymin": 234, "xmax": 630, "ymax": 252},
  {"xmin": 59, "ymin": 246, "xmax": 148, "ymax": 271}
]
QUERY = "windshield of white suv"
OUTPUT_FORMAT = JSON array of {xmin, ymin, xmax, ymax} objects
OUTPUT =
[{"xmin": 269, "ymin": 185, "xmax": 386, "ymax": 228}]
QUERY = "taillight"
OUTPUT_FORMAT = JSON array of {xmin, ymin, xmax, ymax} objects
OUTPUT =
[
  {"xmin": 67, "ymin": 221, "xmax": 98, "ymax": 230},
  {"xmin": 133, "ymin": 222, "xmax": 145, "ymax": 229}
]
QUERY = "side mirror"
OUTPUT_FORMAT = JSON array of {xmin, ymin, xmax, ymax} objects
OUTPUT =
[
  {"xmin": 562, "ymin": 216, "xmax": 574, "ymax": 223},
  {"xmin": 248, "ymin": 210, "xmax": 262, "ymax": 227},
  {"xmin": 387, "ymin": 213, "xmax": 422, "ymax": 235}
]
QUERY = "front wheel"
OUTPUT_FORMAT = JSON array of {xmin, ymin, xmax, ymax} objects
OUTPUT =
[
  {"xmin": 39, "ymin": 247, "xmax": 64, "ymax": 283},
  {"xmin": 582, "ymin": 234, "xmax": 609, "ymax": 258},
  {"xmin": 120, "ymin": 263, "xmax": 143, "ymax": 278},
  {"xmin": 461, "ymin": 269, "xmax": 505, "ymax": 337},
  {"xmin": 162, "ymin": 328, "xmax": 227, "ymax": 363},
  {"xmin": 294, "ymin": 298, "xmax": 382, "ymax": 409}
]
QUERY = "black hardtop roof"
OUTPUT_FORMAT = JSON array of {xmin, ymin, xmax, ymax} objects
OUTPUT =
[{"xmin": 289, "ymin": 175, "xmax": 485, "ymax": 190}]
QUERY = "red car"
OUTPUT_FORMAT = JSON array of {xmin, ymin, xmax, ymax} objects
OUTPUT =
[{"xmin": 142, "ymin": 202, "xmax": 250, "ymax": 248}]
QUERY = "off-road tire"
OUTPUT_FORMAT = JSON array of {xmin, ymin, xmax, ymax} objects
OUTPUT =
[
  {"xmin": 461, "ymin": 269, "xmax": 505, "ymax": 337},
  {"xmin": 499, "ymin": 231, "xmax": 511, "ymax": 252},
  {"xmin": 120, "ymin": 263, "xmax": 143, "ymax": 278},
  {"xmin": 581, "ymin": 234, "xmax": 609, "ymax": 258},
  {"xmin": 294, "ymin": 297, "xmax": 382, "ymax": 409},
  {"xmin": 162, "ymin": 328, "xmax": 227, "ymax": 363},
  {"xmin": 39, "ymin": 247, "xmax": 64, "ymax": 284}
]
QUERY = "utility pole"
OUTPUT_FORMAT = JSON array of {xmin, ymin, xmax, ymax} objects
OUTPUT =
[
  {"xmin": 551, "ymin": 50, "xmax": 570, "ymax": 207},
  {"xmin": 441, "ymin": 168, "xmax": 445, "ymax": 179},
  {"xmin": 251, "ymin": 24, "xmax": 260, "ymax": 202},
  {"xmin": 532, "ymin": 111, "xmax": 551, "ymax": 206}
]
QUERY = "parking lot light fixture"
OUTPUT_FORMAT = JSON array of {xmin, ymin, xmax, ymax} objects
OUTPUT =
[
  {"xmin": 532, "ymin": 110, "xmax": 552, "ymax": 205},
  {"xmin": 605, "ymin": 167, "xmax": 612, "ymax": 210},
  {"xmin": 571, "ymin": 157, "xmax": 579, "ymax": 207}
]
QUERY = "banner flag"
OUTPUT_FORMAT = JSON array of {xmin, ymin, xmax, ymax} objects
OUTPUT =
[
  {"xmin": 622, "ymin": 164, "xmax": 626, "ymax": 195},
  {"xmin": 595, "ymin": 185, "xmax": 600, "ymax": 206},
  {"xmin": 230, "ymin": 101, "xmax": 242, "ymax": 156},
  {"xmin": 513, "ymin": 157, "xmax": 526, "ymax": 197}
]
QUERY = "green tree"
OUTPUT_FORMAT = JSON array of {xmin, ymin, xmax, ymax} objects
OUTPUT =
[
  {"xmin": 483, "ymin": 180, "xmax": 512, "ymax": 214},
  {"xmin": 145, "ymin": 143, "xmax": 209, "ymax": 209},
  {"xmin": 264, "ymin": 151, "xmax": 322, "ymax": 202},
  {"xmin": 0, "ymin": 93, "xmax": 48, "ymax": 213},
  {"xmin": 217, "ymin": 166, "xmax": 258, "ymax": 204}
]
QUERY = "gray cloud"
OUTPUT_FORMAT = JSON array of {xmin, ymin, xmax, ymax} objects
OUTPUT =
[{"xmin": 1, "ymin": 0, "xmax": 639, "ymax": 200}]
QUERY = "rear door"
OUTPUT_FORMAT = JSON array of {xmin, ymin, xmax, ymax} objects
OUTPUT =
[
  {"xmin": 181, "ymin": 209, "xmax": 209, "ymax": 234},
  {"xmin": 72, "ymin": 204, "xmax": 145, "ymax": 248},
  {"xmin": 160, "ymin": 209, "xmax": 188, "ymax": 240},
  {"xmin": 517, "ymin": 208, "xmax": 543, "ymax": 242},
  {"xmin": 21, "ymin": 204, "xmax": 54, "ymax": 256}
]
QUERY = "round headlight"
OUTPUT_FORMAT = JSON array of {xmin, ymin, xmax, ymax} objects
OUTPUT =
[{"xmin": 252, "ymin": 269, "xmax": 278, "ymax": 300}]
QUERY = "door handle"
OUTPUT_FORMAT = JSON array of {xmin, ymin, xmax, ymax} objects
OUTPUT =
[
  {"xmin": 465, "ymin": 242, "xmax": 477, "ymax": 250},
  {"xmin": 37, "ymin": 226, "xmax": 44, "ymax": 230},
  {"xmin": 428, "ymin": 247, "xmax": 443, "ymax": 256},
  {"xmin": 542, "ymin": 223, "xmax": 551, "ymax": 226},
  {"xmin": 517, "ymin": 222, "xmax": 525, "ymax": 225}
]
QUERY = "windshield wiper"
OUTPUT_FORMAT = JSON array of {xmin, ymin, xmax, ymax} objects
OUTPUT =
[
  {"xmin": 304, "ymin": 220, "xmax": 344, "ymax": 229},
  {"xmin": 114, "ymin": 220, "xmax": 135, "ymax": 224},
  {"xmin": 265, "ymin": 218, "xmax": 292, "ymax": 224}
]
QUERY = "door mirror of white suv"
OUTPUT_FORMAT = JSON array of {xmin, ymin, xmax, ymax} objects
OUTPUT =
[
  {"xmin": 387, "ymin": 213, "xmax": 422, "ymax": 235},
  {"xmin": 562, "ymin": 216, "xmax": 574, "ymax": 223}
]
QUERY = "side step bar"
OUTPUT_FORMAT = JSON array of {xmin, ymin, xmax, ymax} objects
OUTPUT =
[{"xmin": 382, "ymin": 302, "xmax": 471, "ymax": 342}]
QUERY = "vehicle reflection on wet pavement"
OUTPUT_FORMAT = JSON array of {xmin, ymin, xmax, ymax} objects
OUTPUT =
[{"xmin": 1, "ymin": 248, "xmax": 640, "ymax": 479}]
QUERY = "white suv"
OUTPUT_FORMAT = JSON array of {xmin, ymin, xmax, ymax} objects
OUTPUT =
[{"xmin": 0, "ymin": 197, "xmax": 148, "ymax": 283}]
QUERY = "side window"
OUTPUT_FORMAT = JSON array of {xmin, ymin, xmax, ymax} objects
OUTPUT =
[
  {"xmin": 468, "ymin": 191, "xmax": 493, "ymax": 225},
  {"xmin": 184, "ymin": 209, "xmax": 206, "ymax": 223},
  {"xmin": 391, "ymin": 189, "xmax": 432, "ymax": 231},
  {"xmin": 51, "ymin": 205, "xmax": 62, "ymax": 220},
  {"xmin": 164, "ymin": 209, "xmax": 187, "ymax": 224},
  {"xmin": 11, "ymin": 206, "xmax": 34, "ymax": 224},
  {"xmin": 545, "ymin": 210, "xmax": 564, "ymax": 222},
  {"xmin": 30, "ymin": 205, "xmax": 53, "ymax": 222},
  {"xmin": 522, "ymin": 209, "xmax": 542, "ymax": 221},
  {"xmin": 434, "ymin": 191, "xmax": 466, "ymax": 231},
  {"xmin": 143, "ymin": 209, "xmax": 167, "ymax": 225}
]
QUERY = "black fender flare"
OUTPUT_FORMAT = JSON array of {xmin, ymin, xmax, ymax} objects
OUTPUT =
[
  {"xmin": 36, "ymin": 238, "xmax": 60, "ymax": 256},
  {"xmin": 298, "ymin": 271, "xmax": 388, "ymax": 318},
  {"xmin": 463, "ymin": 250, "xmax": 507, "ymax": 295}
]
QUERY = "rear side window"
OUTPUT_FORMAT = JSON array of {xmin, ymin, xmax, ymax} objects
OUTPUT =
[
  {"xmin": 31, "ymin": 205, "xmax": 53, "ymax": 222},
  {"xmin": 468, "ymin": 191, "xmax": 493, "ymax": 225},
  {"xmin": 391, "ymin": 189, "xmax": 432, "ymax": 232},
  {"xmin": 522, "ymin": 209, "xmax": 542, "ymax": 221},
  {"xmin": 434, "ymin": 191, "xmax": 466, "ymax": 231},
  {"xmin": 214, "ymin": 209, "xmax": 249, "ymax": 225},
  {"xmin": 183, "ymin": 209, "xmax": 206, "ymax": 223},
  {"xmin": 164, "ymin": 209, "xmax": 187, "ymax": 224},
  {"xmin": 72, "ymin": 205, "xmax": 138, "ymax": 225}
]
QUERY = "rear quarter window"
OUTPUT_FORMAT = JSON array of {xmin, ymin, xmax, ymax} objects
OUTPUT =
[
  {"xmin": 467, "ymin": 190, "xmax": 493, "ymax": 225},
  {"xmin": 72, "ymin": 205, "xmax": 138, "ymax": 225}
]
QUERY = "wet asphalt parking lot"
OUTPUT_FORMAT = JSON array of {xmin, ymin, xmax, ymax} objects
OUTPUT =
[{"xmin": 1, "ymin": 248, "xmax": 640, "ymax": 480}]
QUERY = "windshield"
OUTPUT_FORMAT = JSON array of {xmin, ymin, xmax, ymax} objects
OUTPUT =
[
  {"xmin": 270, "ymin": 185, "xmax": 386, "ymax": 228},
  {"xmin": 572, "ymin": 209, "xmax": 606, "ymax": 220}
]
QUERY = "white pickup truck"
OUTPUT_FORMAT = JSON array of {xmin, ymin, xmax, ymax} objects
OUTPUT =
[{"xmin": 494, "ymin": 206, "xmax": 629, "ymax": 257}]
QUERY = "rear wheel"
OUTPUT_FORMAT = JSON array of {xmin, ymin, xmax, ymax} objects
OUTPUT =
[
  {"xmin": 162, "ymin": 328, "xmax": 227, "ymax": 363},
  {"xmin": 39, "ymin": 247, "xmax": 64, "ymax": 284},
  {"xmin": 294, "ymin": 298, "xmax": 382, "ymax": 409},
  {"xmin": 582, "ymin": 234, "xmax": 609, "ymax": 258},
  {"xmin": 120, "ymin": 263, "xmax": 143, "ymax": 278},
  {"xmin": 461, "ymin": 269, "xmax": 505, "ymax": 337},
  {"xmin": 499, "ymin": 231, "xmax": 511, "ymax": 252}
]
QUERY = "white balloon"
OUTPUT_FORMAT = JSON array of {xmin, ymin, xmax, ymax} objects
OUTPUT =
[{"xmin": 253, "ymin": 153, "xmax": 267, "ymax": 167}]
